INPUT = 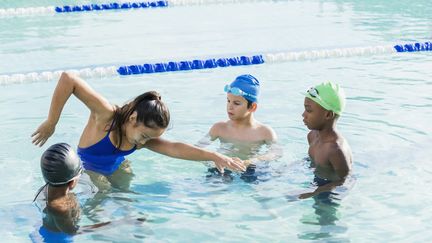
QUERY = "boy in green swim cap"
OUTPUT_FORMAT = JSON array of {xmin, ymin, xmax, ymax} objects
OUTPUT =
[{"xmin": 300, "ymin": 81, "xmax": 352, "ymax": 199}]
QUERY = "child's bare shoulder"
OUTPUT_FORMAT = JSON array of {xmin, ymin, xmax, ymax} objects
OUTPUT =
[
  {"xmin": 210, "ymin": 121, "xmax": 229, "ymax": 130},
  {"xmin": 209, "ymin": 121, "xmax": 229, "ymax": 137},
  {"xmin": 256, "ymin": 122, "xmax": 277, "ymax": 142}
]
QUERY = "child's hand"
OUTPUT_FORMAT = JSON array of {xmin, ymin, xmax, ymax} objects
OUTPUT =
[
  {"xmin": 32, "ymin": 120, "xmax": 55, "ymax": 147},
  {"xmin": 298, "ymin": 192, "xmax": 315, "ymax": 199},
  {"xmin": 213, "ymin": 154, "xmax": 246, "ymax": 173}
]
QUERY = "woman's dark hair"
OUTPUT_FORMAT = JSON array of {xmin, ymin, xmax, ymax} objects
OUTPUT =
[{"xmin": 111, "ymin": 91, "xmax": 170, "ymax": 149}]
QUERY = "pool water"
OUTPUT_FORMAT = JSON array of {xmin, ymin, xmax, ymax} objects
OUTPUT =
[{"xmin": 1, "ymin": 0, "xmax": 431, "ymax": 242}]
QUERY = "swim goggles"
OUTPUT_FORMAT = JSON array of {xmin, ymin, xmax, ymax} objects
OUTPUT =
[
  {"xmin": 307, "ymin": 87, "xmax": 321, "ymax": 98},
  {"xmin": 306, "ymin": 87, "xmax": 332, "ymax": 111},
  {"xmin": 32, "ymin": 166, "xmax": 83, "ymax": 202},
  {"xmin": 224, "ymin": 85, "xmax": 257, "ymax": 99},
  {"xmin": 47, "ymin": 166, "xmax": 84, "ymax": 186}
]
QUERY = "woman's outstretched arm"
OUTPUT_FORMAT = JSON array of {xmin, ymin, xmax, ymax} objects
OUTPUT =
[{"xmin": 144, "ymin": 138, "xmax": 246, "ymax": 173}]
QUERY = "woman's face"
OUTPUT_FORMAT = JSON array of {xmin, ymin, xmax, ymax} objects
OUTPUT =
[
  {"xmin": 125, "ymin": 112, "xmax": 166, "ymax": 146},
  {"xmin": 127, "ymin": 122, "xmax": 165, "ymax": 146}
]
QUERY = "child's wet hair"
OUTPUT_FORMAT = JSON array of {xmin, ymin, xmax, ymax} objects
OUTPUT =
[
  {"xmin": 246, "ymin": 99, "xmax": 253, "ymax": 109},
  {"xmin": 112, "ymin": 91, "xmax": 170, "ymax": 149}
]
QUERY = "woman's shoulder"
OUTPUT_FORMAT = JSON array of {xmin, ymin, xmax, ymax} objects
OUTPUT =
[{"xmin": 90, "ymin": 103, "xmax": 115, "ymax": 121}]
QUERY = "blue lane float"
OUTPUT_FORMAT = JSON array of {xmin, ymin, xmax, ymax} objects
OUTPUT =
[
  {"xmin": 393, "ymin": 42, "xmax": 432, "ymax": 52},
  {"xmin": 1, "ymin": 41, "xmax": 431, "ymax": 85},
  {"xmin": 54, "ymin": 1, "xmax": 168, "ymax": 13},
  {"xmin": 117, "ymin": 55, "xmax": 265, "ymax": 76}
]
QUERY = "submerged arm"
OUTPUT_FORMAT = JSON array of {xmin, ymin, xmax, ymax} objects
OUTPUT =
[
  {"xmin": 77, "ymin": 217, "xmax": 146, "ymax": 234},
  {"xmin": 196, "ymin": 122, "xmax": 222, "ymax": 148},
  {"xmin": 244, "ymin": 143, "xmax": 283, "ymax": 167},
  {"xmin": 299, "ymin": 148, "xmax": 350, "ymax": 199},
  {"xmin": 195, "ymin": 133, "xmax": 214, "ymax": 148},
  {"xmin": 244, "ymin": 127, "xmax": 281, "ymax": 166}
]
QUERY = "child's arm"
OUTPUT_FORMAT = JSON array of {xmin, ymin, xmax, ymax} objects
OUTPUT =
[
  {"xmin": 244, "ymin": 143, "xmax": 283, "ymax": 167},
  {"xmin": 328, "ymin": 148, "xmax": 351, "ymax": 181},
  {"xmin": 299, "ymin": 148, "xmax": 350, "ymax": 199},
  {"xmin": 209, "ymin": 122, "xmax": 224, "ymax": 141},
  {"xmin": 195, "ymin": 122, "xmax": 223, "ymax": 148},
  {"xmin": 195, "ymin": 133, "xmax": 213, "ymax": 148},
  {"xmin": 244, "ymin": 126, "xmax": 281, "ymax": 166},
  {"xmin": 78, "ymin": 217, "xmax": 146, "ymax": 234},
  {"xmin": 143, "ymin": 138, "xmax": 246, "ymax": 173},
  {"xmin": 32, "ymin": 72, "xmax": 113, "ymax": 146}
]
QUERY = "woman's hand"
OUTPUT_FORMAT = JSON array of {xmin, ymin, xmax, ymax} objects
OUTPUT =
[
  {"xmin": 213, "ymin": 153, "xmax": 246, "ymax": 173},
  {"xmin": 31, "ymin": 120, "xmax": 56, "ymax": 147}
]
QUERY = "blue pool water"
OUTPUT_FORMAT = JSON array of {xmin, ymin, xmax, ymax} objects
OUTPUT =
[{"xmin": 1, "ymin": 0, "xmax": 431, "ymax": 242}]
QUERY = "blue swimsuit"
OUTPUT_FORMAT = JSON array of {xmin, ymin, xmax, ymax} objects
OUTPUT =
[
  {"xmin": 30, "ymin": 226, "xmax": 73, "ymax": 243},
  {"xmin": 77, "ymin": 125, "xmax": 136, "ymax": 176}
]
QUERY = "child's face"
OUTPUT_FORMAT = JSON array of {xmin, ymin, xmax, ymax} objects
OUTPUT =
[
  {"xmin": 226, "ymin": 93, "xmax": 252, "ymax": 120},
  {"xmin": 125, "ymin": 120, "xmax": 165, "ymax": 146},
  {"xmin": 302, "ymin": 97, "xmax": 327, "ymax": 130}
]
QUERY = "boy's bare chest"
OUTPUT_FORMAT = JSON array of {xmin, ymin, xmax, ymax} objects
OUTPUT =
[
  {"xmin": 223, "ymin": 127, "xmax": 264, "ymax": 143},
  {"xmin": 308, "ymin": 140, "xmax": 331, "ymax": 168}
]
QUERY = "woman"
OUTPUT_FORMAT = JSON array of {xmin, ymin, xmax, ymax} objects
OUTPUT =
[{"xmin": 32, "ymin": 72, "xmax": 245, "ymax": 190}]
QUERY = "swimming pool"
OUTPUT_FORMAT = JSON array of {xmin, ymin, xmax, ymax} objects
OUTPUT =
[{"xmin": 1, "ymin": 0, "xmax": 431, "ymax": 241}]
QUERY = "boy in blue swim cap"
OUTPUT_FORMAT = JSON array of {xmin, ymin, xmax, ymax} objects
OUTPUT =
[
  {"xmin": 300, "ymin": 81, "xmax": 352, "ymax": 199},
  {"xmin": 202, "ymin": 74, "xmax": 281, "ymax": 180},
  {"xmin": 209, "ymin": 74, "xmax": 276, "ymax": 144}
]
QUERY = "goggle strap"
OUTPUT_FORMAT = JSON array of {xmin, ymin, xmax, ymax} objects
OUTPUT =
[{"xmin": 33, "ymin": 183, "xmax": 48, "ymax": 202}]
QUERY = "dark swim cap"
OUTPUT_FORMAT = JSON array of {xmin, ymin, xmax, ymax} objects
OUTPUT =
[{"xmin": 41, "ymin": 143, "xmax": 82, "ymax": 185}]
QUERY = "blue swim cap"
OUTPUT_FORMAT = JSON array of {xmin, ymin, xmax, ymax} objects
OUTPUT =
[{"xmin": 226, "ymin": 74, "xmax": 260, "ymax": 103}]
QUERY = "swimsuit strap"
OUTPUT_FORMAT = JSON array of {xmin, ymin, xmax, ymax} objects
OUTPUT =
[{"xmin": 105, "ymin": 119, "xmax": 116, "ymax": 137}]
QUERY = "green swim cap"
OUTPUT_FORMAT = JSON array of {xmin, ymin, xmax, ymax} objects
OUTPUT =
[{"xmin": 305, "ymin": 82, "xmax": 346, "ymax": 115}]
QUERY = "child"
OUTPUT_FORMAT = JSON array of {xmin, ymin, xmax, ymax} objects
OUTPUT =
[
  {"xmin": 31, "ymin": 72, "xmax": 245, "ymax": 190},
  {"xmin": 204, "ymin": 74, "xmax": 281, "ymax": 180},
  {"xmin": 209, "ymin": 74, "xmax": 277, "ymax": 145},
  {"xmin": 31, "ymin": 143, "xmax": 144, "ymax": 241},
  {"xmin": 300, "ymin": 81, "xmax": 352, "ymax": 199},
  {"xmin": 33, "ymin": 143, "xmax": 83, "ymax": 238}
]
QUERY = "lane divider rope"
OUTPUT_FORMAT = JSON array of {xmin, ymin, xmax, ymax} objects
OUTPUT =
[
  {"xmin": 0, "ymin": 0, "xmax": 279, "ymax": 17},
  {"xmin": 1, "ymin": 41, "xmax": 430, "ymax": 86}
]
